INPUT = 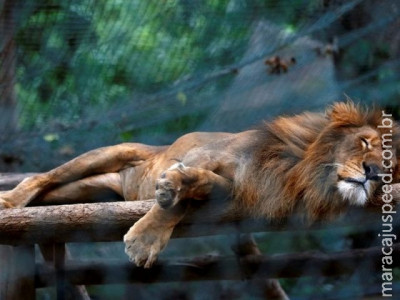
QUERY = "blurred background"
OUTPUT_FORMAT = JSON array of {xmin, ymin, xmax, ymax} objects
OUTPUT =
[{"xmin": 1, "ymin": 0, "xmax": 399, "ymax": 299}]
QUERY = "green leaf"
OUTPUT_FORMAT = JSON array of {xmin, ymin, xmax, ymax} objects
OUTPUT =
[
  {"xmin": 177, "ymin": 92, "xmax": 187, "ymax": 105},
  {"xmin": 43, "ymin": 133, "xmax": 60, "ymax": 142}
]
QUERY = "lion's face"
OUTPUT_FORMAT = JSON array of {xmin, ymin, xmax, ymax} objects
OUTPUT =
[
  {"xmin": 333, "ymin": 126, "xmax": 385, "ymax": 206},
  {"xmin": 314, "ymin": 102, "xmax": 400, "ymax": 207}
]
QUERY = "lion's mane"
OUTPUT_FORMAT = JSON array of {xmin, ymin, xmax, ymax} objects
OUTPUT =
[{"xmin": 233, "ymin": 103, "xmax": 400, "ymax": 220}]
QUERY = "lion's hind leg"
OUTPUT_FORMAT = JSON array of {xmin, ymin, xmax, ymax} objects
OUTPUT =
[
  {"xmin": 0, "ymin": 143, "xmax": 165, "ymax": 209},
  {"xmin": 32, "ymin": 173, "xmax": 123, "ymax": 206}
]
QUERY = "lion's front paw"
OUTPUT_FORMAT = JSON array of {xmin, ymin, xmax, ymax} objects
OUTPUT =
[{"xmin": 123, "ymin": 222, "xmax": 173, "ymax": 268}]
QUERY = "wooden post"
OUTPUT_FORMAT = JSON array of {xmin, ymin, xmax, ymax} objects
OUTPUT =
[
  {"xmin": 54, "ymin": 243, "xmax": 66, "ymax": 300},
  {"xmin": 38, "ymin": 244, "xmax": 91, "ymax": 300},
  {"xmin": 232, "ymin": 234, "xmax": 289, "ymax": 300},
  {"xmin": 0, "ymin": 245, "xmax": 35, "ymax": 300}
]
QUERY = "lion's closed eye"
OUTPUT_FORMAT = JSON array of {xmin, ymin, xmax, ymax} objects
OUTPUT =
[{"xmin": 360, "ymin": 137, "xmax": 370, "ymax": 150}]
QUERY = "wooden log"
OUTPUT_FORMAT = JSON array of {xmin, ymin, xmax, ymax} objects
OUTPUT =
[
  {"xmin": 0, "ymin": 201, "xmax": 154, "ymax": 245},
  {"xmin": 0, "ymin": 200, "xmax": 399, "ymax": 246},
  {"xmin": 34, "ymin": 243, "xmax": 400, "ymax": 286}
]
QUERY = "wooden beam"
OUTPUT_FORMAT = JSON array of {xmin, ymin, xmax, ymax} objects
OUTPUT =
[
  {"xmin": 0, "ymin": 200, "xmax": 399, "ymax": 246},
  {"xmin": 34, "ymin": 243, "xmax": 400, "ymax": 286},
  {"xmin": 0, "ymin": 201, "xmax": 154, "ymax": 245}
]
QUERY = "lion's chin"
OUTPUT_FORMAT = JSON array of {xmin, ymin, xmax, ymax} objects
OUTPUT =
[{"xmin": 337, "ymin": 181, "xmax": 369, "ymax": 206}]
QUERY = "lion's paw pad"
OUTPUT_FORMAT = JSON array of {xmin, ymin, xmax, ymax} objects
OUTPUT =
[
  {"xmin": 155, "ymin": 179, "xmax": 178, "ymax": 209},
  {"xmin": 155, "ymin": 163, "xmax": 186, "ymax": 208},
  {"xmin": 124, "ymin": 234, "xmax": 160, "ymax": 268}
]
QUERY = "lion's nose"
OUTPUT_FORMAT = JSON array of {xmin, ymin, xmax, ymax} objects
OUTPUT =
[{"xmin": 363, "ymin": 162, "xmax": 381, "ymax": 181}]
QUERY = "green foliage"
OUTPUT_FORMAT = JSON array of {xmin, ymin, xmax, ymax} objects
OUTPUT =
[
  {"xmin": 14, "ymin": 0, "xmax": 331, "ymax": 131},
  {"xmin": 15, "ymin": 0, "xmax": 255, "ymax": 130}
]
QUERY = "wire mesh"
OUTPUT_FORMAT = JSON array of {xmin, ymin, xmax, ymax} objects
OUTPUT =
[{"xmin": 1, "ymin": 1, "xmax": 399, "ymax": 298}]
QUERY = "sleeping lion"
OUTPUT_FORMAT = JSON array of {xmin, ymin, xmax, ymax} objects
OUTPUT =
[{"xmin": 0, "ymin": 102, "xmax": 399, "ymax": 268}]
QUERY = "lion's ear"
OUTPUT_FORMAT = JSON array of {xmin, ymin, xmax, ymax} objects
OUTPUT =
[{"xmin": 327, "ymin": 101, "xmax": 364, "ymax": 127}]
